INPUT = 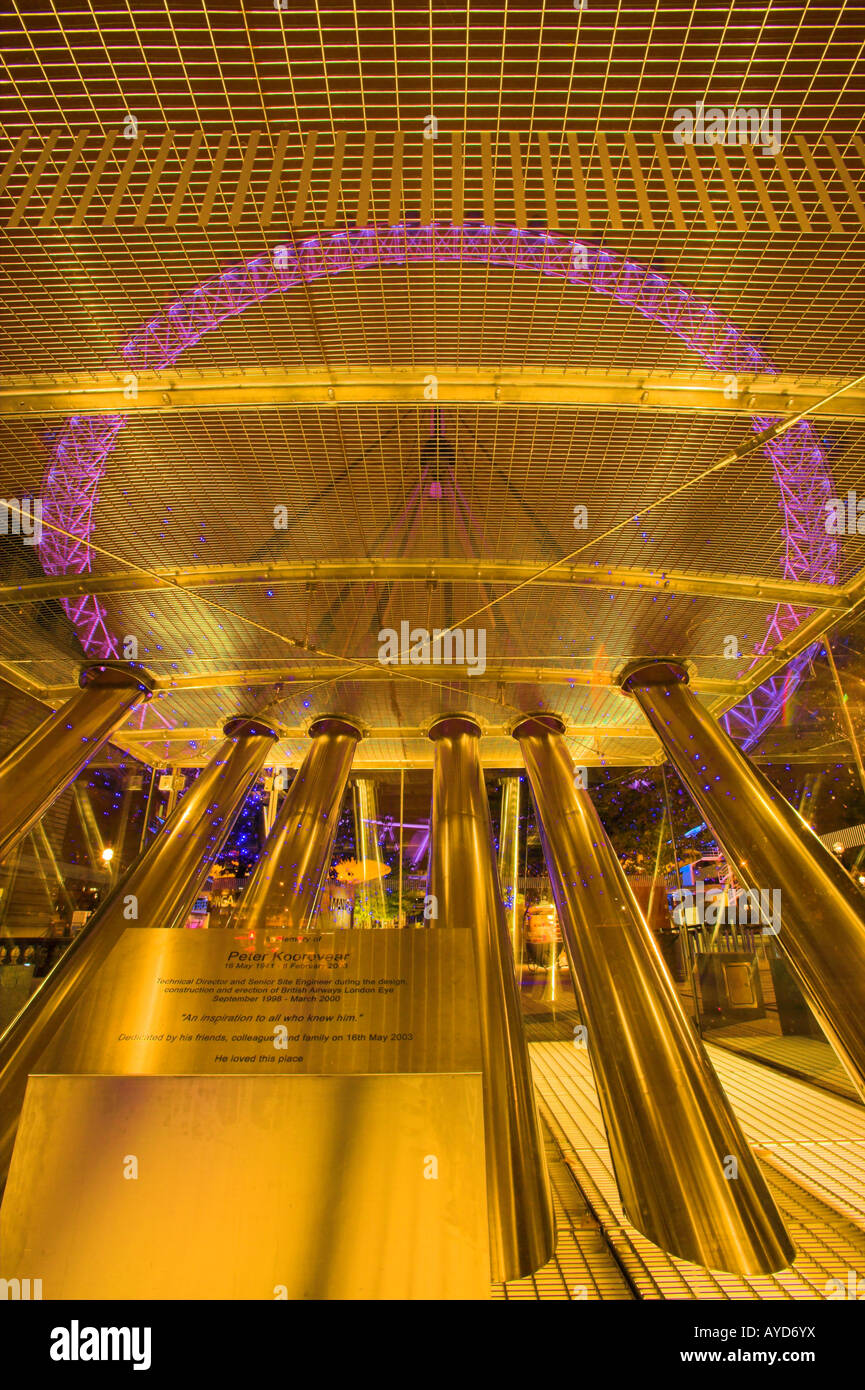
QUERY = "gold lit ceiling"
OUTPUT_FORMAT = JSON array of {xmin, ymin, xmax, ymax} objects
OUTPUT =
[{"xmin": 1, "ymin": 0, "xmax": 864, "ymax": 768}]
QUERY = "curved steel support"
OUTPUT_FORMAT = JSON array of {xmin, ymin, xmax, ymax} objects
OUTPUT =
[
  {"xmin": 514, "ymin": 712, "xmax": 794, "ymax": 1275},
  {"xmin": 0, "ymin": 662, "xmax": 152, "ymax": 863},
  {"xmin": 428, "ymin": 714, "xmax": 555, "ymax": 1281},
  {"xmin": 621, "ymin": 658, "xmax": 865, "ymax": 1103}
]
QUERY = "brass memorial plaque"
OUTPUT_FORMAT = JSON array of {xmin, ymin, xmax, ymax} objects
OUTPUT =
[
  {"xmin": 38, "ymin": 927, "xmax": 482, "ymax": 1076},
  {"xmin": 2, "ymin": 930, "xmax": 491, "ymax": 1299}
]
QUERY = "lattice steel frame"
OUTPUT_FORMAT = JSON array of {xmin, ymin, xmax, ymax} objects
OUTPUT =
[{"xmin": 38, "ymin": 223, "xmax": 839, "ymax": 747}]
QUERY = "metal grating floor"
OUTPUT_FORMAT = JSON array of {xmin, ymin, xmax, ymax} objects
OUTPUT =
[
  {"xmin": 708, "ymin": 1047, "xmax": 865, "ymax": 1233},
  {"xmin": 522, "ymin": 1041, "xmax": 865, "ymax": 1300},
  {"xmin": 491, "ymin": 1125, "xmax": 634, "ymax": 1301}
]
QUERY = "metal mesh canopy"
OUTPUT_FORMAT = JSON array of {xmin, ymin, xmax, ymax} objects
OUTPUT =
[{"xmin": 1, "ymin": 0, "xmax": 864, "ymax": 768}]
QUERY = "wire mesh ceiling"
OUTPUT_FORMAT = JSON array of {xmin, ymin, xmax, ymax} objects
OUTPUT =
[{"xmin": 1, "ymin": 0, "xmax": 864, "ymax": 767}]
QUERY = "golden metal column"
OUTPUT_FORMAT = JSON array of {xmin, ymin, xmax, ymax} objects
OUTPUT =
[
  {"xmin": 263, "ymin": 771, "xmax": 280, "ymax": 836},
  {"xmin": 428, "ymin": 715, "xmax": 554, "ymax": 1281},
  {"xmin": 497, "ymin": 776, "xmax": 523, "ymax": 966},
  {"xmin": 398, "ymin": 767, "xmax": 405, "ymax": 927},
  {"xmin": 513, "ymin": 713, "xmax": 794, "ymax": 1275},
  {"xmin": 621, "ymin": 657, "xmax": 865, "ymax": 1104},
  {"xmin": 352, "ymin": 776, "xmax": 387, "ymax": 926},
  {"xmin": 0, "ymin": 662, "xmax": 152, "ymax": 863},
  {"xmin": 825, "ymin": 643, "xmax": 865, "ymax": 798},
  {"xmin": 229, "ymin": 716, "xmax": 361, "ymax": 932},
  {"xmin": 0, "ymin": 716, "xmax": 277, "ymax": 1185}
]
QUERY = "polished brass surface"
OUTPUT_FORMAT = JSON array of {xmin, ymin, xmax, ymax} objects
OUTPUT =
[
  {"xmin": 38, "ymin": 928, "xmax": 482, "ymax": 1077},
  {"xmin": 428, "ymin": 714, "xmax": 555, "ymax": 1281},
  {"xmin": 1, "ymin": 1072, "xmax": 490, "ymax": 1299},
  {"xmin": 0, "ymin": 717, "xmax": 276, "ymax": 1185},
  {"xmin": 229, "ymin": 716, "xmax": 361, "ymax": 932},
  {"xmin": 0, "ymin": 662, "xmax": 151, "ymax": 863},
  {"xmin": 622, "ymin": 659, "xmax": 865, "ymax": 1104},
  {"xmin": 514, "ymin": 713, "xmax": 794, "ymax": 1275},
  {"xmin": 497, "ymin": 776, "xmax": 522, "ymax": 964}
]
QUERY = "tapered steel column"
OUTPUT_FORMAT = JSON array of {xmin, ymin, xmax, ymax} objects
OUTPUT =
[
  {"xmin": 621, "ymin": 658, "xmax": 865, "ymax": 1102},
  {"xmin": 428, "ymin": 715, "xmax": 554, "ymax": 1281},
  {"xmin": 229, "ymin": 716, "xmax": 361, "ymax": 932},
  {"xmin": 0, "ymin": 716, "xmax": 277, "ymax": 1185},
  {"xmin": 0, "ymin": 663, "xmax": 152, "ymax": 863},
  {"xmin": 353, "ymin": 776, "xmax": 387, "ymax": 925},
  {"xmin": 497, "ymin": 776, "xmax": 522, "ymax": 965},
  {"xmin": 514, "ymin": 713, "xmax": 793, "ymax": 1275}
]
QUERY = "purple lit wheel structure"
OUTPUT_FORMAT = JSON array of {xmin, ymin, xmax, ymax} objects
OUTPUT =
[{"xmin": 39, "ymin": 224, "xmax": 838, "ymax": 748}]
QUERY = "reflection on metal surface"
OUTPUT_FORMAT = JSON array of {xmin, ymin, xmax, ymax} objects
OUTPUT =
[
  {"xmin": 497, "ymin": 776, "xmax": 522, "ymax": 967},
  {"xmin": 229, "ymin": 716, "xmax": 361, "ymax": 932},
  {"xmin": 0, "ymin": 717, "xmax": 276, "ymax": 1185},
  {"xmin": 0, "ymin": 662, "xmax": 151, "ymax": 863},
  {"xmin": 1, "ymin": 1072, "xmax": 490, "ymax": 1299},
  {"xmin": 622, "ymin": 660, "xmax": 865, "ymax": 1104},
  {"xmin": 352, "ymin": 777, "xmax": 388, "ymax": 925},
  {"xmin": 514, "ymin": 713, "xmax": 794, "ymax": 1275},
  {"xmin": 38, "ymin": 928, "xmax": 482, "ymax": 1077},
  {"xmin": 428, "ymin": 714, "xmax": 555, "ymax": 1281},
  {"xmin": 492, "ymin": 1127, "xmax": 636, "ymax": 1301}
]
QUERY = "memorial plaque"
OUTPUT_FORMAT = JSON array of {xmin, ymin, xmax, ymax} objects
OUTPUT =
[
  {"xmin": 38, "ymin": 928, "xmax": 482, "ymax": 1076},
  {"xmin": 2, "ymin": 929, "xmax": 491, "ymax": 1299}
]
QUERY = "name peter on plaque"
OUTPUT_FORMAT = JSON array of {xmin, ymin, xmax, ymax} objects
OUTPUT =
[{"xmin": 224, "ymin": 949, "xmax": 350, "ymax": 968}]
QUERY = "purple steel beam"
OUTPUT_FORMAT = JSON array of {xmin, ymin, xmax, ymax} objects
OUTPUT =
[{"xmin": 39, "ymin": 224, "xmax": 838, "ymax": 747}]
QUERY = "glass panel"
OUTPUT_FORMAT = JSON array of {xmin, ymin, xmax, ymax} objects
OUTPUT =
[
  {"xmin": 0, "ymin": 752, "xmax": 154, "ymax": 1029},
  {"xmin": 327, "ymin": 770, "xmax": 432, "ymax": 928}
]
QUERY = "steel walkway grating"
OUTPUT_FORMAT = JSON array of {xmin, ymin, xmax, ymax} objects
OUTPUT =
[
  {"xmin": 491, "ymin": 1125, "xmax": 634, "ymax": 1301},
  {"xmin": 527, "ymin": 1040, "xmax": 865, "ymax": 1300}
]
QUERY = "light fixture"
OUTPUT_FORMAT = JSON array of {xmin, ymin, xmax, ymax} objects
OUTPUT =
[{"xmin": 101, "ymin": 846, "xmax": 114, "ymax": 863}]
